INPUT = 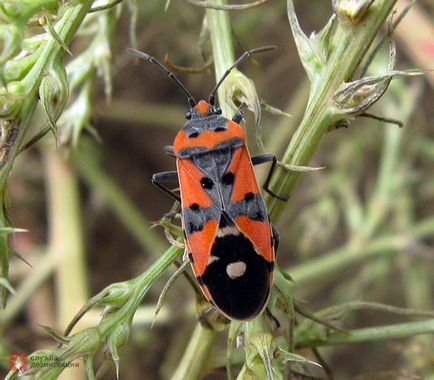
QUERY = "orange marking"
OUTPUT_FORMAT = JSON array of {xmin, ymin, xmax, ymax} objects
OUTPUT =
[
  {"xmin": 195, "ymin": 100, "xmax": 210, "ymax": 116},
  {"xmin": 177, "ymin": 159, "xmax": 213, "ymax": 207},
  {"xmin": 173, "ymin": 123, "xmax": 246, "ymax": 154},
  {"xmin": 227, "ymin": 147, "xmax": 260, "ymax": 202},
  {"xmin": 235, "ymin": 215, "xmax": 274, "ymax": 262},
  {"xmin": 187, "ymin": 219, "xmax": 219, "ymax": 276}
]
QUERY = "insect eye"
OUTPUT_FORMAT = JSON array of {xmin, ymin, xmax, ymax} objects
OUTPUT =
[
  {"xmin": 214, "ymin": 106, "xmax": 222, "ymax": 114},
  {"xmin": 185, "ymin": 111, "xmax": 192, "ymax": 119}
]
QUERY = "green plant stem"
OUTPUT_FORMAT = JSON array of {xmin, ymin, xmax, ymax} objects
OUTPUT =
[
  {"xmin": 265, "ymin": 79, "xmax": 310, "ymax": 158},
  {"xmin": 265, "ymin": 0, "xmax": 398, "ymax": 222},
  {"xmin": 44, "ymin": 148, "xmax": 88, "ymax": 380},
  {"xmin": 71, "ymin": 146, "xmax": 165, "ymax": 255},
  {"xmin": 170, "ymin": 324, "xmax": 218, "ymax": 380},
  {"xmin": 206, "ymin": 0, "xmax": 235, "ymax": 116},
  {"xmin": 44, "ymin": 149, "xmax": 89, "ymax": 328},
  {"xmin": 296, "ymin": 318, "xmax": 434, "ymax": 348},
  {"xmin": 289, "ymin": 216, "xmax": 434, "ymax": 286},
  {"xmin": 96, "ymin": 245, "xmax": 182, "ymax": 337}
]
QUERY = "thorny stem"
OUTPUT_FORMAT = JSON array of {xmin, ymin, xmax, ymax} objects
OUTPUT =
[
  {"xmin": 265, "ymin": 0, "xmax": 398, "ymax": 221},
  {"xmin": 95, "ymin": 245, "xmax": 183, "ymax": 338},
  {"xmin": 0, "ymin": 1, "xmax": 94, "ymax": 186},
  {"xmin": 0, "ymin": 0, "xmax": 94, "ymax": 308}
]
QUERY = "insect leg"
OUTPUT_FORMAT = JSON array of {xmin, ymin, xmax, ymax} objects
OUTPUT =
[
  {"xmin": 163, "ymin": 145, "xmax": 176, "ymax": 158},
  {"xmin": 198, "ymin": 306, "xmax": 221, "ymax": 329},
  {"xmin": 271, "ymin": 223, "xmax": 279, "ymax": 254},
  {"xmin": 265, "ymin": 307, "xmax": 281, "ymax": 329},
  {"xmin": 152, "ymin": 171, "xmax": 180, "ymax": 202},
  {"xmin": 251, "ymin": 153, "xmax": 274, "ymax": 166},
  {"xmin": 164, "ymin": 200, "xmax": 181, "ymax": 222},
  {"xmin": 262, "ymin": 156, "xmax": 289, "ymax": 202},
  {"xmin": 252, "ymin": 154, "xmax": 288, "ymax": 201},
  {"xmin": 232, "ymin": 108, "xmax": 244, "ymax": 124}
]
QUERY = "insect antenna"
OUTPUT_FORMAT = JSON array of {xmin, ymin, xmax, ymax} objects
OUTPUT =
[
  {"xmin": 208, "ymin": 45, "xmax": 277, "ymax": 106},
  {"xmin": 128, "ymin": 48, "xmax": 196, "ymax": 107}
]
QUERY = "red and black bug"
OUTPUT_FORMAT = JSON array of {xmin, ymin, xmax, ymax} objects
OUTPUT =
[{"xmin": 129, "ymin": 47, "xmax": 279, "ymax": 320}]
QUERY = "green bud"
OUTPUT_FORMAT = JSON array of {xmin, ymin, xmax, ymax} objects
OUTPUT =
[
  {"xmin": 59, "ymin": 327, "xmax": 101, "ymax": 360},
  {"xmin": 50, "ymin": 61, "xmax": 69, "ymax": 117},
  {"xmin": 287, "ymin": 0, "xmax": 336, "ymax": 98},
  {"xmin": 107, "ymin": 319, "xmax": 132, "ymax": 378},
  {"xmin": 39, "ymin": 61, "xmax": 69, "ymax": 138},
  {"xmin": 97, "ymin": 282, "xmax": 133, "ymax": 307}
]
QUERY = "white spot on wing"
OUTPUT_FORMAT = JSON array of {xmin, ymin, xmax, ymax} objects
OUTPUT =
[
  {"xmin": 207, "ymin": 255, "xmax": 219, "ymax": 265},
  {"xmin": 217, "ymin": 226, "xmax": 240, "ymax": 237},
  {"xmin": 226, "ymin": 261, "xmax": 247, "ymax": 279}
]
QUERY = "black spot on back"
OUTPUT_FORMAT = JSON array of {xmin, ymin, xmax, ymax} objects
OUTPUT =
[
  {"xmin": 214, "ymin": 127, "xmax": 226, "ymax": 132},
  {"xmin": 189, "ymin": 132, "xmax": 199, "ymax": 138},
  {"xmin": 189, "ymin": 222, "xmax": 203, "ymax": 233},
  {"xmin": 188, "ymin": 252, "xmax": 194, "ymax": 263},
  {"xmin": 222, "ymin": 172, "xmax": 235, "ymax": 186},
  {"xmin": 189, "ymin": 203, "xmax": 200, "ymax": 212},
  {"xmin": 244, "ymin": 192, "xmax": 255, "ymax": 201},
  {"xmin": 200, "ymin": 177, "xmax": 214, "ymax": 190}
]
